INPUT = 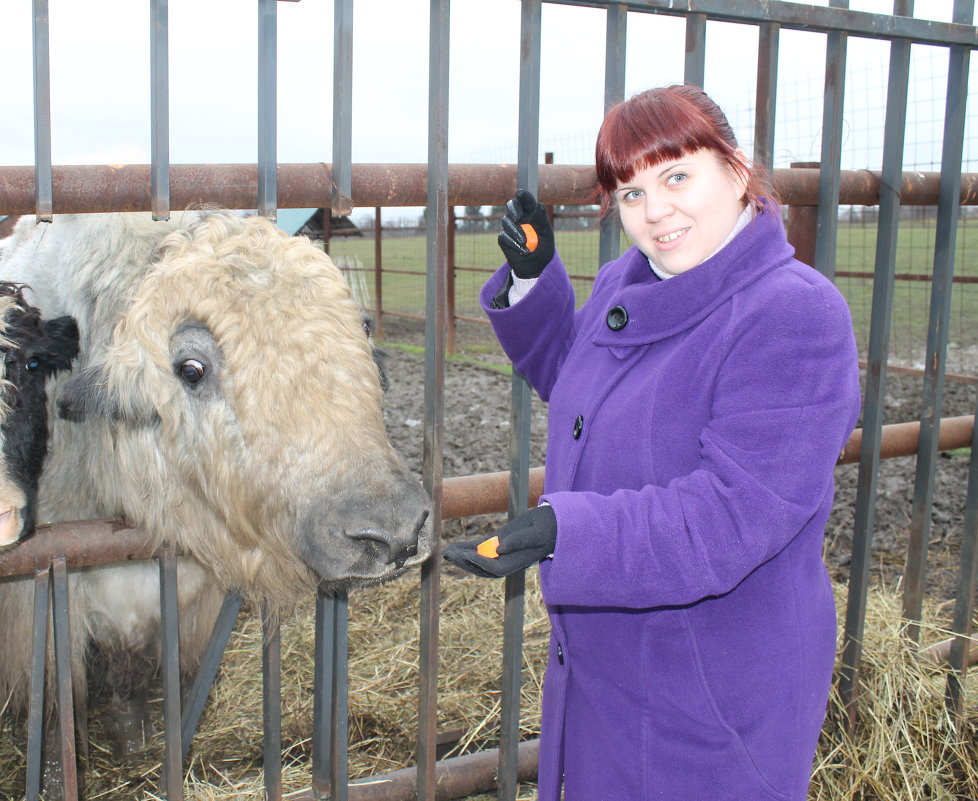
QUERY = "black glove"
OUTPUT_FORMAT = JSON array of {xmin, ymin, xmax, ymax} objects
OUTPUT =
[
  {"xmin": 497, "ymin": 189, "xmax": 555, "ymax": 279},
  {"xmin": 443, "ymin": 505, "xmax": 557, "ymax": 578}
]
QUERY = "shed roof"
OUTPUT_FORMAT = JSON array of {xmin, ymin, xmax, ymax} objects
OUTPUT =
[{"xmin": 275, "ymin": 208, "xmax": 318, "ymax": 236}]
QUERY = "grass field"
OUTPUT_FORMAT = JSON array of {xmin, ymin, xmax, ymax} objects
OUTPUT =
[{"xmin": 329, "ymin": 217, "xmax": 978, "ymax": 370}]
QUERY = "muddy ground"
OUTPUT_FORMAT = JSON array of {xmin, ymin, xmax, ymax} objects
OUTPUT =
[{"xmin": 378, "ymin": 316, "xmax": 978, "ymax": 603}]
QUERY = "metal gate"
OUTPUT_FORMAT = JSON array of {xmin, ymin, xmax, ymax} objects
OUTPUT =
[{"xmin": 1, "ymin": 1, "xmax": 977, "ymax": 800}]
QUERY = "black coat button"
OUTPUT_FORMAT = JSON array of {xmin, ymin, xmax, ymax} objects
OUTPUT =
[
  {"xmin": 573, "ymin": 415, "xmax": 583, "ymax": 439},
  {"xmin": 557, "ymin": 643, "xmax": 565, "ymax": 664},
  {"xmin": 607, "ymin": 305, "xmax": 628, "ymax": 330}
]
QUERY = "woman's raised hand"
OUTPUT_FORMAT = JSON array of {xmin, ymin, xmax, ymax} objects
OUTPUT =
[{"xmin": 497, "ymin": 188, "xmax": 555, "ymax": 279}]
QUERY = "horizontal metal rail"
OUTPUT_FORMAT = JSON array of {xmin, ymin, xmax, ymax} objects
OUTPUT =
[
  {"xmin": 1, "ymin": 165, "xmax": 976, "ymax": 215},
  {"xmin": 285, "ymin": 740, "xmax": 540, "ymax": 801},
  {"xmin": 550, "ymin": 0, "xmax": 978, "ymax": 47},
  {"xmin": 1, "ymin": 415, "xmax": 971, "ymax": 580}
]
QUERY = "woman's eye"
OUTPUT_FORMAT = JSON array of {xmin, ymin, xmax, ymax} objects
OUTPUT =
[
  {"xmin": 178, "ymin": 359, "xmax": 206, "ymax": 384},
  {"xmin": 620, "ymin": 189, "xmax": 642, "ymax": 203},
  {"xmin": 667, "ymin": 172, "xmax": 687, "ymax": 185}
]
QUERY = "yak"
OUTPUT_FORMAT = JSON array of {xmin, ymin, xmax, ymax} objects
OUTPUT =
[
  {"xmin": 0, "ymin": 212, "xmax": 431, "ymax": 777},
  {"xmin": 0, "ymin": 282, "xmax": 78, "ymax": 546}
]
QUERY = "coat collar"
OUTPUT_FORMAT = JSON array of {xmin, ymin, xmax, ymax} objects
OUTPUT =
[{"xmin": 591, "ymin": 200, "xmax": 796, "ymax": 347}]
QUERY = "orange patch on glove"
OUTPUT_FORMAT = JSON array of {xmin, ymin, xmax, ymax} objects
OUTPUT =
[{"xmin": 476, "ymin": 536, "xmax": 500, "ymax": 559}]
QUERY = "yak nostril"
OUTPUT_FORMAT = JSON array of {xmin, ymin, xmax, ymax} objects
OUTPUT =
[
  {"xmin": 350, "ymin": 528, "xmax": 394, "ymax": 561},
  {"xmin": 392, "ymin": 541, "xmax": 418, "ymax": 570},
  {"xmin": 350, "ymin": 527, "xmax": 417, "ymax": 568},
  {"xmin": 413, "ymin": 510, "xmax": 430, "ymax": 537}
]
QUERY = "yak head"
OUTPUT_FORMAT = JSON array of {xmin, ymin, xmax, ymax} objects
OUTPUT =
[
  {"xmin": 56, "ymin": 213, "xmax": 430, "ymax": 606},
  {"xmin": 0, "ymin": 283, "xmax": 78, "ymax": 546}
]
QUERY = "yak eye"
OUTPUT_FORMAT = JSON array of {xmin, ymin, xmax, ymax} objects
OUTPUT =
[
  {"xmin": 178, "ymin": 359, "xmax": 206, "ymax": 384},
  {"xmin": 25, "ymin": 358, "xmax": 40, "ymax": 372}
]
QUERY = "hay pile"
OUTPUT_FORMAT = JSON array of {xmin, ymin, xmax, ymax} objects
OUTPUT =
[
  {"xmin": 2, "ymin": 573, "xmax": 977, "ymax": 800},
  {"xmin": 810, "ymin": 584, "xmax": 978, "ymax": 800}
]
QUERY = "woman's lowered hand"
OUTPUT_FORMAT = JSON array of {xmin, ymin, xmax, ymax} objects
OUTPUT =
[{"xmin": 443, "ymin": 505, "xmax": 557, "ymax": 578}]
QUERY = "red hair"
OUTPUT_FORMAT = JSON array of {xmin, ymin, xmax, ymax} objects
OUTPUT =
[{"xmin": 594, "ymin": 85, "xmax": 774, "ymax": 215}]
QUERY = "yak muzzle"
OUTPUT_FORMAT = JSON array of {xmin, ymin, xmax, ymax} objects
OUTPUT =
[{"xmin": 297, "ymin": 465, "xmax": 433, "ymax": 586}]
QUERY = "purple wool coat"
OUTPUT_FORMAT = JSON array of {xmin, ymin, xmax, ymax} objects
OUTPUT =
[{"xmin": 480, "ymin": 204, "xmax": 861, "ymax": 801}]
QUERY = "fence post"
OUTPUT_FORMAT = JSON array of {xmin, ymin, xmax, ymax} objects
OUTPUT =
[
  {"xmin": 374, "ymin": 207, "xmax": 384, "ymax": 341},
  {"xmin": 785, "ymin": 162, "xmax": 819, "ymax": 269},
  {"xmin": 448, "ymin": 207, "xmax": 457, "ymax": 356}
]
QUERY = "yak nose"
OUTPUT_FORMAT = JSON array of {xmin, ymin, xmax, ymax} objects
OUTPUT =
[{"xmin": 350, "ymin": 509, "xmax": 429, "ymax": 569}]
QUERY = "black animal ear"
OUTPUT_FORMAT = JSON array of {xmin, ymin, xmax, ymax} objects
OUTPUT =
[
  {"xmin": 57, "ymin": 365, "xmax": 112, "ymax": 422},
  {"xmin": 40, "ymin": 316, "xmax": 80, "ymax": 374}
]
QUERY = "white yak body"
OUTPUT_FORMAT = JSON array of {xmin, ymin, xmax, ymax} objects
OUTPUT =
[{"xmin": 0, "ymin": 212, "xmax": 431, "ymax": 729}]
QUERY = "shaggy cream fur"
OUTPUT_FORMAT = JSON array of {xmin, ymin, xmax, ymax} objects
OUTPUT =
[{"xmin": 0, "ymin": 211, "xmax": 431, "ymax": 717}]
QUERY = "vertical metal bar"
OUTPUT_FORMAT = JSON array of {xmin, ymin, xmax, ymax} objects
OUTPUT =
[
  {"xmin": 311, "ymin": 590, "xmax": 350, "ymax": 801},
  {"xmin": 330, "ymin": 592, "xmax": 349, "ymax": 801},
  {"xmin": 683, "ymin": 13, "xmax": 706, "ymax": 88},
  {"xmin": 418, "ymin": 1, "xmax": 450, "ymax": 799},
  {"xmin": 947, "ymin": 389, "xmax": 978, "ymax": 717},
  {"xmin": 374, "ymin": 208, "xmax": 384, "ymax": 341},
  {"xmin": 150, "ymin": 0, "xmax": 170, "ymax": 221},
  {"xmin": 159, "ymin": 546, "xmax": 183, "ymax": 800},
  {"xmin": 312, "ymin": 589, "xmax": 334, "ymax": 798},
  {"xmin": 25, "ymin": 568, "xmax": 50, "ymax": 801},
  {"xmin": 812, "ymin": 0, "xmax": 849, "ymax": 280},
  {"xmin": 839, "ymin": 0, "xmax": 913, "ymax": 730},
  {"xmin": 257, "ymin": 0, "xmax": 277, "ymax": 219},
  {"xmin": 598, "ymin": 4, "xmax": 626, "ymax": 268},
  {"xmin": 181, "ymin": 591, "xmax": 243, "ymax": 761},
  {"xmin": 495, "ymin": 4, "xmax": 541, "ymax": 799},
  {"xmin": 32, "ymin": 0, "xmax": 53, "ymax": 222},
  {"xmin": 51, "ymin": 556, "xmax": 78, "ymax": 800},
  {"xmin": 902, "ymin": 0, "xmax": 974, "ymax": 636},
  {"xmin": 942, "ymin": 0, "xmax": 977, "ymax": 713},
  {"xmin": 447, "ymin": 207, "xmax": 457, "ymax": 357},
  {"xmin": 332, "ymin": 0, "xmax": 354, "ymax": 215},
  {"xmin": 754, "ymin": 22, "xmax": 780, "ymax": 173},
  {"xmin": 262, "ymin": 606, "xmax": 282, "ymax": 801}
]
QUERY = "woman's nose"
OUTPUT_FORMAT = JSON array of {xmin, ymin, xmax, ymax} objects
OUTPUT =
[{"xmin": 644, "ymin": 192, "xmax": 672, "ymax": 223}]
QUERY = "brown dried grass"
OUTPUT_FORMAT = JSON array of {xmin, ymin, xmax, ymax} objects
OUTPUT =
[
  {"xmin": 2, "ymin": 574, "xmax": 977, "ymax": 800},
  {"xmin": 810, "ymin": 583, "xmax": 978, "ymax": 801}
]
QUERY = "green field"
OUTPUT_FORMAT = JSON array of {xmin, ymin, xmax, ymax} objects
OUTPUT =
[{"xmin": 329, "ymin": 219, "xmax": 978, "ymax": 366}]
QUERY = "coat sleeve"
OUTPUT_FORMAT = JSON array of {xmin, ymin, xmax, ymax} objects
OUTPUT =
[
  {"xmin": 480, "ymin": 254, "xmax": 579, "ymax": 403},
  {"xmin": 538, "ymin": 275, "xmax": 862, "ymax": 609}
]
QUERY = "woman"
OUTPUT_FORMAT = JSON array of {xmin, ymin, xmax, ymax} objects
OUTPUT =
[{"xmin": 444, "ymin": 85, "xmax": 861, "ymax": 801}]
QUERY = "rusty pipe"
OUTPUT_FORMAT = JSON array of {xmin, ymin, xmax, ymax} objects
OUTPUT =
[
  {"xmin": 0, "ymin": 518, "xmax": 155, "ymax": 577},
  {"xmin": 441, "ymin": 467, "xmax": 545, "ymax": 520},
  {"xmin": 838, "ymin": 415, "xmax": 974, "ymax": 465},
  {"xmin": 920, "ymin": 636, "xmax": 978, "ymax": 668},
  {"xmin": 1, "ymin": 164, "xmax": 976, "ymax": 215},
  {"xmin": 286, "ymin": 739, "xmax": 539, "ymax": 801}
]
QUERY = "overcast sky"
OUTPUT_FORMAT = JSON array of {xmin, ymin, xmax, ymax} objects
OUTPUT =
[{"xmin": 0, "ymin": 0, "xmax": 969, "ymax": 209}]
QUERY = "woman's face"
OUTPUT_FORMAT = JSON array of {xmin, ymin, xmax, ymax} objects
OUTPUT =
[{"xmin": 614, "ymin": 148, "xmax": 748, "ymax": 276}]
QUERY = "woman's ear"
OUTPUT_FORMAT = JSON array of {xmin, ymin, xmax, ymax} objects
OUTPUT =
[{"xmin": 731, "ymin": 147, "xmax": 751, "ymax": 198}]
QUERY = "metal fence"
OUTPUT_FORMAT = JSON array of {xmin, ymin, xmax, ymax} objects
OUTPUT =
[{"xmin": 1, "ymin": 1, "xmax": 977, "ymax": 800}]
